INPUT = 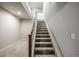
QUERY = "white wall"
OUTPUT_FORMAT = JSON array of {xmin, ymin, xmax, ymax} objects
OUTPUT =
[
  {"xmin": 0, "ymin": 7, "xmax": 33, "ymax": 57},
  {"xmin": 45, "ymin": 2, "xmax": 79, "ymax": 57},
  {"xmin": 37, "ymin": 13, "xmax": 45, "ymax": 20},
  {"xmin": 20, "ymin": 19, "xmax": 33, "ymax": 56},
  {"xmin": 20, "ymin": 19, "xmax": 33, "ymax": 40},
  {"xmin": 0, "ymin": 8, "xmax": 21, "ymax": 49}
]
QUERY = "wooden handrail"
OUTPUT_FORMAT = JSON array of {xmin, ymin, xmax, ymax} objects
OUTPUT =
[
  {"xmin": 28, "ymin": 21, "xmax": 34, "ymax": 57},
  {"xmin": 28, "ymin": 20, "xmax": 37, "ymax": 57}
]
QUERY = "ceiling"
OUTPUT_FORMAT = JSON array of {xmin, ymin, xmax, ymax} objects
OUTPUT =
[
  {"xmin": 29, "ymin": 2, "xmax": 43, "ymax": 13},
  {"xmin": 0, "ymin": 2, "xmax": 31, "ymax": 19}
]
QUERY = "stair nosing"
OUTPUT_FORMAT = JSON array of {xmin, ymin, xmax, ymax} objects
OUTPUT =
[
  {"xmin": 35, "ymin": 47, "xmax": 54, "ymax": 50},
  {"xmin": 35, "ymin": 42, "xmax": 52, "ymax": 44},
  {"xmin": 36, "ymin": 38, "xmax": 50, "ymax": 39},
  {"xmin": 35, "ymin": 54, "xmax": 56, "ymax": 57}
]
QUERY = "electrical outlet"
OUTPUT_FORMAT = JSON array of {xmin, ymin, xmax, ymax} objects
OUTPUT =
[{"xmin": 71, "ymin": 33, "xmax": 75, "ymax": 40}]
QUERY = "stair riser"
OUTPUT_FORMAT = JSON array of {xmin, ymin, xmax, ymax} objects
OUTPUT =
[
  {"xmin": 36, "ymin": 36, "xmax": 50, "ymax": 38},
  {"xmin": 35, "ymin": 44, "xmax": 52, "ymax": 47},
  {"xmin": 36, "ymin": 35, "xmax": 49, "ymax": 36},
  {"xmin": 34, "ymin": 50, "xmax": 55, "ymax": 54},
  {"xmin": 36, "ymin": 33, "xmax": 49, "ymax": 34},
  {"xmin": 36, "ymin": 32, "xmax": 48, "ymax": 34},
  {"xmin": 35, "ymin": 55, "xmax": 56, "ymax": 57},
  {"xmin": 35, "ymin": 39, "xmax": 51, "ymax": 42},
  {"xmin": 37, "ymin": 30, "xmax": 48, "ymax": 31},
  {"xmin": 36, "ymin": 33, "xmax": 49, "ymax": 35},
  {"xmin": 37, "ymin": 30, "xmax": 48, "ymax": 32},
  {"xmin": 37, "ymin": 26, "xmax": 47, "ymax": 28},
  {"xmin": 37, "ymin": 27, "xmax": 47, "ymax": 30},
  {"xmin": 37, "ymin": 25, "xmax": 46, "ymax": 26},
  {"xmin": 37, "ymin": 28, "xmax": 47, "ymax": 29}
]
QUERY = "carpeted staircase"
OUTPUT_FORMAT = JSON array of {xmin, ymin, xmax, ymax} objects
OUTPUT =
[{"xmin": 34, "ymin": 21, "xmax": 56, "ymax": 57}]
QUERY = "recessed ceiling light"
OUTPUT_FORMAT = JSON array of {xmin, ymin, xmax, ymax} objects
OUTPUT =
[{"xmin": 17, "ymin": 11, "xmax": 22, "ymax": 15}]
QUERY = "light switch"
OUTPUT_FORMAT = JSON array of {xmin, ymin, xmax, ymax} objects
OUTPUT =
[{"xmin": 71, "ymin": 33, "xmax": 75, "ymax": 40}]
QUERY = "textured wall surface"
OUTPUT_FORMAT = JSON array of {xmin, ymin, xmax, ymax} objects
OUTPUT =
[
  {"xmin": 45, "ymin": 2, "xmax": 79, "ymax": 57},
  {"xmin": 0, "ymin": 8, "xmax": 20, "ymax": 49}
]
